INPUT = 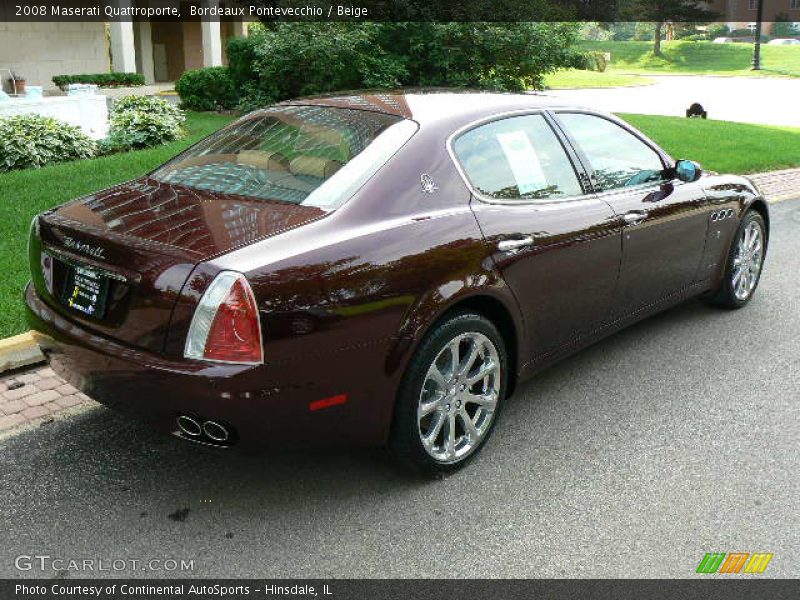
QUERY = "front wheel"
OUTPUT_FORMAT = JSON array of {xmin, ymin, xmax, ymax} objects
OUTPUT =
[
  {"xmin": 709, "ymin": 210, "xmax": 767, "ymax": 309},
  {"xmin": 389, "ymin": 311, "xmax": 508, "ymax": 475}
]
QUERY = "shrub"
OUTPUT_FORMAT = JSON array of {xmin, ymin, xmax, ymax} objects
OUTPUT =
[
  {"xmin": 707, "ymin": 24, "xmax": 730, "ymax": 39},
  {"xmin": 52, "ymin": 72, "xmax": 145, "ymax": 89},
  {"xmin": 231, "ymin": 22, "xmax": 580, "ymax": 108},
  {"xmin": 570, "ymin": 50, "xmax": 608, "ymax": 72},
  {"xmin": 104, "ymin": 96, "xmax": 185, "ymax": 151},
  {"xmin": 176, "ymin": 66, "xmax": 239, "ymax": 111},
  {"xmin": 0, "ymin": 115, "xmax": 95, "ymax": 172},
  {"xmin": 227, "ymin": 36, "xmax": 260, "ymax": 88}
]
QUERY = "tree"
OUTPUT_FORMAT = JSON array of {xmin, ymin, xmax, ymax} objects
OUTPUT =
[{"xmin": 620, "ymin": 1, "xmax": 720, "ymax": 56}]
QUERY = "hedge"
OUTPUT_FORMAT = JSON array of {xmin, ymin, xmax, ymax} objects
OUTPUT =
[
  {"xmin": 219, "ymin": 22, "xmax": 581, "ymax": 110},
  {"xmin": 175, "ymin": 67, "xmax": 239, "ymax": 111},
  {"xmin": 52, "ymin": 72, "xmax": 145, "ymax": 89}
]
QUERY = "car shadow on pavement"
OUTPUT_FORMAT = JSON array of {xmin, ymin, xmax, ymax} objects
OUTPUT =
[{"xmin": 2, "ymin": 297, "xmax": 720, "ymax": 494}]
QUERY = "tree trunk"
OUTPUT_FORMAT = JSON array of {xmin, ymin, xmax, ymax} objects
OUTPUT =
[{"xmin": 653, "ymin": 21, "xmax": 664, "ymax": 56}]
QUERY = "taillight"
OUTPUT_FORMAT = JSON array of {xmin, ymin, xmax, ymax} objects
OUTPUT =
[{"xmin": 184, "ymin": 271, "xmax": 263, "ymax": 365}]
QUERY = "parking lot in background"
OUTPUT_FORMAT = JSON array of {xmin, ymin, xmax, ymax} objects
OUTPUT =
[{"xmin": 545, "ymin": 75, "xmax": 800, "ymax": 127}]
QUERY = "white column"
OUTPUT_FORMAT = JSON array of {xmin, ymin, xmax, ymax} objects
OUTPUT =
[
  {"xmin": 110, "ymin": 20, "xmax": 137, "ymax": 73},
  {"xmin": 201, "ymin": 1, "xmax": 223, "ymax": 68},
  {"xmin": 136, "ymin": 21, "xmax": 155, "ymax": 84},
  {"xmin": 109, "ymin": 0, "xmax": 137, "ymax": 73}
]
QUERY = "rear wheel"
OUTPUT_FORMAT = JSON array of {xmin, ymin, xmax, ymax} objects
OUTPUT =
[
  {"xmin": 389, "ymin": 311, "xmax": 507, "ymax": 475},
  {"xmin": 709, "ymin": 211, "xmax": 767, "ymax": 309}
]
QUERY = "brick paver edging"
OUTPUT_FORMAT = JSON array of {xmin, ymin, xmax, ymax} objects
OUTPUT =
[
  {"xmin": 749, "ymin": 167, "xmax": 800, "ymax": 203},
  {"xmin": 0, "ymin": 367, "xmax": 94, "ymax": 435}
]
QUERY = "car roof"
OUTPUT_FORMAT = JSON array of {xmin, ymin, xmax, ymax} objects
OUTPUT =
[{"xmin": 280, "ymin": 88, "xmax": 580, "ymax": 125}]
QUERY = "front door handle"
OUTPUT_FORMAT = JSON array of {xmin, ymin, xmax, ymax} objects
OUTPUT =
[
  {"xmin": 621, "ymin": 210, "xmax": 648, "ymax": 226},
  {"xmin": 497, "ymin": 236, "xmax": 534, "ymax": 252}
]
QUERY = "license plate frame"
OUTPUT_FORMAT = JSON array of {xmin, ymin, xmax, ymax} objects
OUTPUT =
[{"xmin": 60, "ymin": 262, "xmax": 111, "ymax": 320}]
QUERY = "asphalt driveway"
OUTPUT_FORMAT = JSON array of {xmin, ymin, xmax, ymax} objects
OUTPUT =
[
  {"xmin": 543, "ymin": 75, "xmax": 800, "ymax": 127},
  {"xmin": 1, "ymin": 199, "xmax": 798, "ymax": 579}
]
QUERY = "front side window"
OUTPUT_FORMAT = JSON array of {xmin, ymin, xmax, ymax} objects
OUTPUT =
[
  {"xmin": 557, "ymin": 113, "xmax": 666, "ymax": 192},
  {"xmin": 152, "ymin": 106, "xmax": 415, "ymax": 208},
  {"xmin": 453, "ymin": 114, "xmax": 583, "ymax": 201}
]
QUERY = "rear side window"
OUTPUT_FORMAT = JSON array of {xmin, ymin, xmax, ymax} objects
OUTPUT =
[
  {"xmin": 152, "ymin": 106, "xmax": 415, "ymax": 207},
  {"xmin": 556, "ymin": 113, "xmax": 666, "ymax": 192},
  {"xmin": 453, "ymin": 114, "xmax": 583, "ymax": 201}
]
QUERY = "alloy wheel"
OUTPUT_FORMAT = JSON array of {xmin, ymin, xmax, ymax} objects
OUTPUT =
[
  {"xmin": 417, "ymin": 332, "xmax": 501, "ymax": 464},
  {"xmin": 732, "ymin": 220, "xmax": 764, "ymax": 301}
]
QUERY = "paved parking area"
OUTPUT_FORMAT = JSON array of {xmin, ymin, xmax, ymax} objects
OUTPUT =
[
  {"xmin": 544, "ymin": 75, "xmax": 800, "ymax": 127},
  {"xmin": 1, "ymin": 198, "xmax": 798, "ymax": 578}
]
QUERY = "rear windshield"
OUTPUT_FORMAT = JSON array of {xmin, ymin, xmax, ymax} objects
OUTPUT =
[{"xmin": 152, "ymin": 105, "xmax": 416, "ymax": 207}]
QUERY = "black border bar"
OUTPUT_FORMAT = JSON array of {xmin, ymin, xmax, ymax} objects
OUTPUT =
[
  {"xmin": 3, "ymin": 579, "xmax": 800, "ymax": 600},
  {"xmin": 1, "ymin": 0, "xmax": 789, "ymax": 23}
]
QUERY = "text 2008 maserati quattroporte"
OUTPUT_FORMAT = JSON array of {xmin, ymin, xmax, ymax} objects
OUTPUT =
[{"xmin": 26, "ymin": 91, "xmax": 768, "ymax": 473}]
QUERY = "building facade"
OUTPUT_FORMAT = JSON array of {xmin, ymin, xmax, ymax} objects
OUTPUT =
[
  {"xmin": 707, "ymin": 0, "xmax": 800, "ymax": 33},
  {"xmin": 0, "ymin": 1, "xmax": 249, "ymax": 91}
]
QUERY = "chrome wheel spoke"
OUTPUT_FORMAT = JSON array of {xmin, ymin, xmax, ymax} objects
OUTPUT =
[
  {"xmin": 732, "ymin": 265, "xmax": 744, "ymax": 288},
  {"xmin": 428, "ymin": 366, "xmax": 448, "ymax": 389},
  {"xmin": 447, "ymin": 340, "xmax": 460, "ymax": 377},
  {"xmin": 460, "ymin": 340, "xmax": 481, "ymax": 377},
  {"xmin": 463, "ymin": 391, "xmax": 498, "ymax": 411},
  {"xmin": 421, "ymin": 413, "xmax": 445, "ymax": 450},
  {"xmin": 466, "ymin": 360, "xmax": 496, "ymax": 385},
  {"xmin": 444, "ymin": 414, "xmax": 457, "ymax": 458},
  {"xmin": 419, "ymin": 397, "xmax": 441, "ymax": 417},
  {"xmin": 459, "ymin": 410, "xmax": 480, "ymax": 442}
]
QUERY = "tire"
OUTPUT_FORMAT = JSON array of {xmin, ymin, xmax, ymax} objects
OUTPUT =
[
  {"xmin": 388, "ymin": 310, "xmax": 508, "ymax": 476},
  {"xmin": 709, "ymin": 210, "xmax": 767, "ymax": 309}
]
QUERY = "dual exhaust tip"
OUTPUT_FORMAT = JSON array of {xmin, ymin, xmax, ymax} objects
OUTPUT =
[{"xmin": 176, "ymin": 415, "xmax": 232, "ymax": 444}]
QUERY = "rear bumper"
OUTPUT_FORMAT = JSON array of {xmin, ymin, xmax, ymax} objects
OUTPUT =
[{"xmin": 25, "ymin": 283, "xmax": 395, "ymax": 449}]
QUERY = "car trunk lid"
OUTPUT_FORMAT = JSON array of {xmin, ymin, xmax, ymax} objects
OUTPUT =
[{"xmin": 31, "ymin": 178, "xmax": 327, "ymax": 354}]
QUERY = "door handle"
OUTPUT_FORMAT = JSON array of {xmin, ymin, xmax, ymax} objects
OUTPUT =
[
  {"xmin": 621, "ymin": 210, "xmax": 648, "ymax": 226},
  {"xmin": 497, "ymin": 236, "xmax": 534, "ymax": 252}
]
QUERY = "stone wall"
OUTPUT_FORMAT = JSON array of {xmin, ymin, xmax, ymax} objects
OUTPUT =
[{"xmin": 0, "ymin": 21, "xmax": 109, "ymax": 91}]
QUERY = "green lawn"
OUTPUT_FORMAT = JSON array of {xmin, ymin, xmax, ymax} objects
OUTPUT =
[
  {"xmin": 620, "ymin": 114, "xmax": 800, "ymax": 174},
  {"xmin": 580, "ymin": 40, "xmax": 800, "ymax": 77},
  {"xmin": 0, "ymin": 111, "xmax": 235, "ymax": 339},
  {"xmin": 0, "ymin": 110, "xmax": 798, "ymax": 339},
  {"xmin": 544, "ymin": 69, "xmax": 653, "ymax": 89}
]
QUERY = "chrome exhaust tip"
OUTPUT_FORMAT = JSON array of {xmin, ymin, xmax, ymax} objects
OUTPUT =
[
  {"xmin": 202, "ymin": 420, "xmax": 229, "ymax": 443},
  {"xmin": 176, "ymin": 415, "xmax": 202, "ymax": 437}
]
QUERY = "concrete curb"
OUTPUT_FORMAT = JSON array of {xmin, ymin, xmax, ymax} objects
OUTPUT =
[{"xmin": 0, "ymin": 332, "xmax": 45, "ymax": 374}]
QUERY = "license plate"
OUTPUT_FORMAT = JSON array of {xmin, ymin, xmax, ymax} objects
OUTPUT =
[{"xmin": 61, "ymin": 263, "xmax": 110, "ymax": 319}]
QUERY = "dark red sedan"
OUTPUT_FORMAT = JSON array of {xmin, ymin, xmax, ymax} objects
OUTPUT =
[{"xmin": 25, "ymin": 91, "xmax": 768, "ymax": 473}]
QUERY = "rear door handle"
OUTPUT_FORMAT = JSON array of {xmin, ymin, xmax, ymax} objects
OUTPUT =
[
  {"xmin": 497, "ymin": 236, "xmax": 534, "ymax": 252},
  {"xmin": 621, "ymin": 210, "xmax": 648, "ymax": 226}
]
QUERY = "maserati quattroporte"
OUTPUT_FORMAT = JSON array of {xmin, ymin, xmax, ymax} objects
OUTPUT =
[{"xmin": 26, "ymin": 91, "xmax": 768, "ymax": 473}]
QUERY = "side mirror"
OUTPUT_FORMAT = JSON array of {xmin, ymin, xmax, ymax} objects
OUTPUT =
[{"xmin": 675, "ymin": 159, "xmax": 702, "ymax": 183}]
